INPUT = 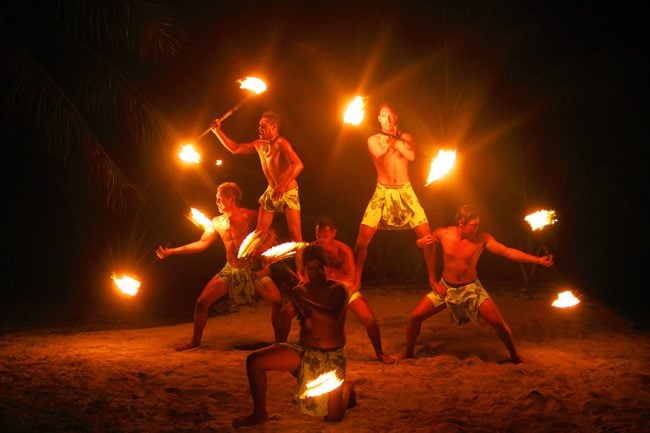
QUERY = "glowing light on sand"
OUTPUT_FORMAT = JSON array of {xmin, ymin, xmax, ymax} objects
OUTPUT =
[
  {"xmin": 190, "ymin": 208, "xmax": 214, "ymax": 233},
  {"xmin": 179, "ymin": 144, "xmax": 201, "ymax": 163},
  {"xmin": 238, "ymin": 76, "xmax": 267, "ymax": 94},
  {"xmin": 301, "ymin": 370, "xmax": 344, "ymax": 398},
  {"xmin": 552, "ymin": 290, "xmax": 580, "ymax": 308},
  {"xmin": 343, "ymin": 96, "xmax": 366, "ymax": 125},
  {"xmin": 425, "ymin": 149, "xmax": 457, "ymax": 185},
  {"xmin": 111, "ymin": 273, "xmax": 140, "ymax": 297},
  {"xmin": 525, "ymin": 209, "xmax": 558, "ymax": 231}
]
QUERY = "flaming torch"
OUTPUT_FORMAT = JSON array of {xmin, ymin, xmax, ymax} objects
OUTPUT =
[
  {"xmin": 178, "ymin": 144, "xmax": 201, "ymax": 164},
  {"xmin": 189, "ymin": 208, "xmax": 214, "ymax": 233},
  {"xmin": 196, "ymin": 76, "xmax": 268, "ymax": 140},
  {"xmin": 111, "ymin": 273, "xmax": 141, "ymax": 297},
  {"xmin": 261, "ymin": 241, "xmax": 309, "ymax": 266},
  {"xmin": 301, "ymin": 370, "xmax": 344, "ymax": 398},
  {"xmin": 237, "ymin": 231, "xmax": 264, "ymax": 259},
  {"xmin": 425, "ymin": 149, "xmax": 457, "ymax": 185},
  {"xmin": 525, "ymin": 209, "xmax": 558, "ymax": 231},
  {"xmin": 552, "ymin": 290, "xmax": 581, "ymax": 308},
  {"xmin": 343, "ymin": 96, "xmax": 366, "ymax": 126}
]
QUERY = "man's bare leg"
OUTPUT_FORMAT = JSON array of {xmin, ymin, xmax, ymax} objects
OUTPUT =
[
  {"xmin": 284, "ymin": 207, "xmax": 303, "ymax": 242},
  {"xmin": 176, "ymin": 276, "xmax": 228, "ymax": 351},
  {"xmin": 478, "ymin": 299, "xmax": 527, "ymax": 364},
  {"xmin": 353, "ymin": 224, "xmax": 376, "ymax": 290},
  {"xmin": 255, "ymin": 207, "xmax": 275, "ymax": 237},
  {"xmin": 348, "ymin": 296, "xmax": 395, "ymax": 364},
  {"xmin": 233, "ymin": 344, "xmax": 301, "ymax": 426},
  {"xmin": 413, "ymin": 223, "xmax": 436, "ymax": 289},
  {"xmin": 255, "ymin": 279, "xmax": 283, "ymax": 342},
  {"xmin": 398, "ymin": 296, "xmax": 445, "ymax": 361}
]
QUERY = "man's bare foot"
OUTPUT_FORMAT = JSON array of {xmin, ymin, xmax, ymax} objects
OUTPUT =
[
  {"xmin": 395, "ymin": 352, "xmax": 414, "ymax": 363},
  {"xmin": 232, "ymin": 413, "xmax": 271, "ymax": 427},
  {"xmin": 175, "ymin": 341, "xmax": 199, "ymax": 351},
  {"xmin": 511, "ymin": 353, "xmax": 529, "ymax": 364},
  {"xmin": 377, "ymin": 353, "xmax": 397, "ymax": 364}
]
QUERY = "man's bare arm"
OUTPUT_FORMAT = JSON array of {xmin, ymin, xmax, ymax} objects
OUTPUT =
[
  {"xmin": 156, "ymin": 230, "xmax": 219, "ymax": 259},
  {"xmin": 274, "ymin": 139, "xmax": 304, "ymax": 192},
  {"xmin": 485, "ymin": 234, "xmax": 554, "ymax": 267},
  {"xmin": 394, "ymin": 132, "xmax": 415, "ymax": 161},
  {"xmin": 210, "ymin": 120, "xmax": 256, "ymax": 154}
]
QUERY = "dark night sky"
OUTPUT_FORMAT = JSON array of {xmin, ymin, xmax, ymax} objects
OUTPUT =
[{"xmin": 2, "ymin": 1, "xmax": 648, "ymax": 327}]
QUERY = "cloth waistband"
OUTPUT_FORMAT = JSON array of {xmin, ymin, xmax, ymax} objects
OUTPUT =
[{"xmin": 442, "ymin": 278, "xmax": 477, "ymax": 288}]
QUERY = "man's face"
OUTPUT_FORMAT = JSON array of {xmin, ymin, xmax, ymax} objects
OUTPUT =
[
  {"xmin": 305, "ymin": 258, "xmax": 326, "ymax": 282},
  {"xmin": 258, "ymin": 117, "xmax": 275, "ymax": 140},
  {"xmin": 315, "ymin": 225, "xmax": 336, "ymax": 246},
  {"xmin": 459, "ymin": 218, "xmax": 480, "ymax": 239},
  {"xmin": 377, "ymin": 106, "xmax": 397, "ymax": 133},
  {"xmin": 216, "ymin": 193, "xmax": 234, "ymax": 214}
]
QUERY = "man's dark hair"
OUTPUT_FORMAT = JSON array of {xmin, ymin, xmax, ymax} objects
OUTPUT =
[
  {"xmin": 455, "ymin": 204, "xmax": 479, "ymax": 225},
  {"xmin": 217, "ymin": 182, "xmax": 242, "ymax": 205},
  {"xmin": 377, "ymin": 102, "xmax": 395, "ymax": 115},
  {"xmin": 261, "ymin": 111, "xmax": 280, "ymax": 129},
  {"xmin": 301, "ymin": 244, "xmax": 329, "ymax": 266},
  {"xmin": 315, "ymin": 215, "xmax": 337, "ymax": 230}
]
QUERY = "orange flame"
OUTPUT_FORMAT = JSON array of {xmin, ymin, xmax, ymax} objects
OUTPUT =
[
  {"xmin": 238, "ymin": 77, "xmax": 267, "ymax": 94},
  {"xmin": 552, "ymin": 290, "xmax": 580, "ymax": 308},
  {"xmin": 261, "ymin": 241, "xmax": 308, "ymax": 262},
  {"xmin": 111, "ymin": 273, "xmax": 140, "ymax": 297},
  {"xmin": 343, "ymin": 96, "xmax": 366, "ymax": 125},
  {"xmin": 301, "ymin": 370, "xmax": 344, "ymax": 398},
  {"xmin": 237, "ymin": 231, "xmax": 263, "ymax": 258},
  {"xmin": 525, "ymin": 209, "xmax": 558, "ymax": 231},
  {"xmin": 215, "ymin": 159, "xmax": 223, "ymax": 166},
  {"xmin": 189, "ymin": 208, "xmax": 214, "ymax": 233},
  {"xmin": 426, "ymin": 149, "xmax": 457, "ymax": 185},
  {"xmin": 179, "ymin": 144, "xmax": 201, "ymax": 163}
]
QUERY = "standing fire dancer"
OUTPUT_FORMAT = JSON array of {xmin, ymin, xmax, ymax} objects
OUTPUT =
[
  {"xmin": 156, "ymin": 182, "xmax": 282, "ymax": 351},
  {"xmin": 398, "ymin": 204, "xmax": 554, "ymax": 364},
  {"xmin": 353, "ymin": 103, "xmax": 436, "ymax": 290},
  {"xmin": 211, "ymin": 111, "xmax": 304, "ymax": 242}
]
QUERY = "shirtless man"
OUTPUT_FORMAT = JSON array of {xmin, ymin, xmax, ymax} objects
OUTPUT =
[
  {"xmin": 354, "ymin": 103, "xmax": 435, "ymax": 290},
  {"xmin": 211, "ymin": 111, "xmax": 304, "ymax": 242},
  {"xmin": 310, "ymin": 215, "xmax": 394, "ymax": 364},
  {"xmin": 234, "ymin": 245, "xmax": 355, "ymax": 426},
  {"xmin": 399, "ymin": 204, "xmax": 554, "ymax": 364},
  {"xmin": 156, "ymin": 182, "xmax": 282, "ymax": 351}
]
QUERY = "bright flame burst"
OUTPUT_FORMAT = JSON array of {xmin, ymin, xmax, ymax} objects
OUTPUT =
[
  {"xmin": 525, "ymin": 209, "xmax": 558, "ymax": 231},
  {"xmin": 190, "ymin": 208, "xmax": 214, "ymax": 233},
  {"xmin": 301, "ymin": 370, "xmax": 344, "ymax": 398},
  {"xmin": 238, "ymin": 76, "xmax": 267, "ymax": 94},
  {"xmin": 111, "ymin": 273, "xmax": 140, "ymax": 297},
  {"xmin": 552, "ymin": 290, "xmax": 580, "ymax": 308},
  {"xmin": 215, "ymin": 159, "xmax": 223, "ymax": 166},
  {"xmin": 262, "ymin": 241, "xmax": 308, "ymax": 261},
  {"xmin": 343, "ymin": 96, "xmax": 366, "ymax": 125},
  {"xmin": 179, "ymin": 144, "xmax": 201, "ymax": 163},
  {"xmin": 426, "ymin": 149, "xmax": 457, "ymax": 185},
  {"xmin": 237, "ymin": 231, "xmax": 263, "ymax": 258}
]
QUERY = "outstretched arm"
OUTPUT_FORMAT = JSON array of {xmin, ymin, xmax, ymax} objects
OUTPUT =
[
  {"xmin": 210, "ymin": 119, "xmax": 256, "ymax": 154},
  {"xmin": 156, "ymin": 230, "xmax": 219, "ymax": 259},
  {"xmin": 485, "ymin": 234, "xmax": 554, "ymax": 267}
]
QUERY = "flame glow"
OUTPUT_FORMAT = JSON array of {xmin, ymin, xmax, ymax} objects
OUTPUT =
[
  {"xmin": 237, "ymin": 231, "xmax": 263, "ymax": 258},
  {"xmin": 301, "ymin": 370, "xmax": 344, "ymax": 398},
  {"xmin": 238, "ymin": 77, "xmax": 267, "ymax": 94},
  {"xmin": 343, "ymin": 96, "xmax": 366, "ymax": 125},
  {"xmin": 525, "ymin": 209, "xmax": 558, "ymax": 231},
  {"xmin": 261, "ymin": 241, "xmax": 308, "ymax": 262},
  {"xmin": 111, "ymin": 274, "xmax": 140, "ymax": 297},
  {"xmin": 190, "ymin": 208, "xmax": 214, "ymax": 233},
  {"xmin": 179, "ymin": 144, "xmax": 201, "ymax": 163},
  {"xmin": 426, "ymin": 149, "xmax": 457, "ymax": 185},
  {"xmin": 552, "ymin": 290, "xmax": 580, "ymax": 308},
  {"xmin": 215, "ymin": 159, "xmax": 223, "ymax": 166}
]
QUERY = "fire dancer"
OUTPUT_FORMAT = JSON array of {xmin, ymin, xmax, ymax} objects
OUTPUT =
[
  {"xmin": 156, "ymin": 182, "xmax": 282, "ymax": 351},
  {"xmin": 233, "ymin": 245, "xmax": 355, "ymax": 426},
  {"xmin": 210, "ymin": 111, "xmax": 304, "ymax": 242},
  {"xmin": 353, "ymin": 103, "xmax": 436, "ymax": 290},
  {"xmin": 398, "ymin": 204, "xmax": 554, "ymax": 364},
  {"xmin": 297, "ymin": 215, "xmax": 394, "ymax": 364}
]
